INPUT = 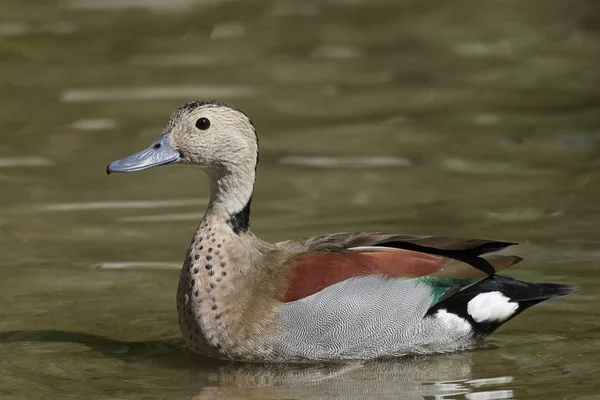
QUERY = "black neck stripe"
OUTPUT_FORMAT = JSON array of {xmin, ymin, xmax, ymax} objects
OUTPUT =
[{"xmin": 229, "ymin": 196, "xmax": 252, "ymax": 234}]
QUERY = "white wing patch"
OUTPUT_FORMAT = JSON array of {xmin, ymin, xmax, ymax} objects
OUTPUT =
[
  {"xmin": 434, "ymin": 309, "xmax": 472, "ymax": 334},
  {"xmin": 467, "ymin": 291, "xmax": 519, "ymax": 323}
]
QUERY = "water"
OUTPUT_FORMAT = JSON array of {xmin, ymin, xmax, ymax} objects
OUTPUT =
[{"xmin": 1, "ymin": 0, "xmax": 599, "ymax": 398}]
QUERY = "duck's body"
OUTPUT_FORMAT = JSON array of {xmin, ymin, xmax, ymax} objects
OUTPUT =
[{"xmin": 107, "ymin": 100, "xmax": 574, "ymax": 362}]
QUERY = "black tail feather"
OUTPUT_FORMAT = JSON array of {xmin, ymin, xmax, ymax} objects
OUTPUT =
[{"xmin": 426, "ymin": 275, "xmax": 576, "ymax": 337}]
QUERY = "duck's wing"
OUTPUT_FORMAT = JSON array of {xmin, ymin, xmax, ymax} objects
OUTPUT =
[{"xmin": 276, "ymin": 232, "xmax": 522, "ymax": 303}]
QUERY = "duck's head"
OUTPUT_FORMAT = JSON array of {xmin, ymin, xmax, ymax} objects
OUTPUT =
[{"xmin": 107, "ymin": 100, "xmax": 258, "ymax": 175}]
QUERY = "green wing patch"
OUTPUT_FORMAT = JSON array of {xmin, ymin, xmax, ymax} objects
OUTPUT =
[{"xmin": 416, "ymin": 276, "xmax": 479, "ymax": 306}]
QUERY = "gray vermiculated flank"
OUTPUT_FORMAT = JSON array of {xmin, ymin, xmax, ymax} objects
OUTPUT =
[{"xmin": 277, "ymin": 276, "xmax": 475, "ymax": 360}]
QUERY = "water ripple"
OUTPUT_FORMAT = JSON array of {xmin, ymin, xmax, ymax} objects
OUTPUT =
[
  {"xmin": 465, "ymin": 390, "xmax": 514, "ymax": 399},
  {"xmin": 91, "ymin": 261, "xmax": 180, "ymax": 269},
  {"xmin": 0, "ymin": 157, "xmax": 53, "ymax": 168},
  {"xmin": 0, "ymin": 21, "xmax": 77, "ymax": 36},
  {"xmin": 26, "ymin": 198, "xmax": 208, "ymax": 212},
  {"xmin": 467, "ymin": 376, "xmax": 514, "ymax": 387},
  {"xmin": 117, "ymin": 212, "xmax": 205, "ymax": 222},
  {"xmin": 278, "ymin": 155, "xmax": 412, "ymax": 168},
  {"xmin": 60, "ymin": 86, "xmax": 262, "ymax": 103},
  {"xmin": 129, "ymin": 53, "xmax": 238, "ymax": 67},
  {"xmin": 64, "ymin": 0, "xmax": 229, "ymax": 11},
  {"xmin": 67, "ymin": 119, "xmax": 117, "ymax": 131}
]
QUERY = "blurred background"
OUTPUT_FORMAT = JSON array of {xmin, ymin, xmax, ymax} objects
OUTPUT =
[{"xmin": 1, "ymin": 0, "xmax": 599, "ymax": 399}]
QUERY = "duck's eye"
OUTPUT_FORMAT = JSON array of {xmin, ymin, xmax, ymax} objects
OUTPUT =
[{"xmin": 195, "ymin": 117, "xmax": 211, "ymax": 131}]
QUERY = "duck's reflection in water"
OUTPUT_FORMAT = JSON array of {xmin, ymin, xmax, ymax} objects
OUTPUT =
[
  {"xmin": 0, "ymin": 330, "xmax": 517, "ymax": 398},
  {"xmin": 184, "ymin": 351, "xmax": 514, "ymax": 400}
]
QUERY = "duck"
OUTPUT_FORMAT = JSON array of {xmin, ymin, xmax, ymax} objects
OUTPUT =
[{"xmin": 106, "ymin": 100, "xmax": 574, "ymax": 362}]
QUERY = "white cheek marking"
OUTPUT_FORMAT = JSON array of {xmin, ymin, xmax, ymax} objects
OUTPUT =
[
  {"xmin": 435, "ymin": 309, "xmax": 472, "ymax": 334},
  {"xmin": 467, "ymin": 291, "xmax": 519, "ymax": 323}
]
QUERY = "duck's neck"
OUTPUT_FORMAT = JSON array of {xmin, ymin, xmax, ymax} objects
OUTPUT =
[
  {"xmin": 205, "ymin": 166, "xmax": 255, "ymax": 233},
  {"xmin": 177, "ymin": 164, "xmax": 281, "ymax": 358}
]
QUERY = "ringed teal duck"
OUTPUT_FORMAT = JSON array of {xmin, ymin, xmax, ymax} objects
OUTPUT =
[{"xmin": 107, "ymin": 100, "xmax": 574, "ymax": 362}]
